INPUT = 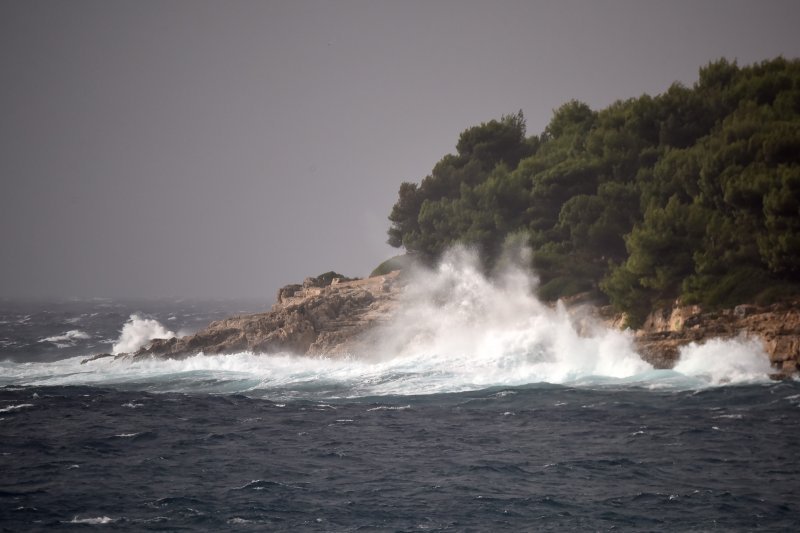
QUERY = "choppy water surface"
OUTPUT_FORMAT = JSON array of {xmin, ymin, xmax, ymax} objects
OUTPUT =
[
  {"xmin": 2, "ymin": 383, "xmax": 799, "ymax": 531},
  {"xmin": 1, "ymin": 255, "xmax": 799, "ymax": 530}
]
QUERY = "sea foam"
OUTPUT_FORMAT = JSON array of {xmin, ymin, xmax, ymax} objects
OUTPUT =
[{"xmin": 1, "ymin": 247, "xmax": 775, "ymax": 396}]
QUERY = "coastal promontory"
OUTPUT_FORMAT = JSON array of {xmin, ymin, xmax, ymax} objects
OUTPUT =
[
  {"xmin": 131, "ymin": 272, "xmax": 403, "ymax": 359},
  {"xmin": 103, "ymin": 268, "xmax": 800, "ymax": 379},
  {"xmin": 96, "ymin": 57, "xmax": 800, "ymax": 378}
]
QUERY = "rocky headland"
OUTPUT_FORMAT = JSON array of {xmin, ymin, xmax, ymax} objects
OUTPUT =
[
  {"xmin": 129, "ymin": 271, "xmax": 403, "ymax": 359},
  {"xmin": 91, "ymin": 270, "xmax": 800, "ymax": 379}
]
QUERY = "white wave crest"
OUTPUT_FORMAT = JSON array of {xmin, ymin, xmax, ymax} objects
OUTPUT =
[
  {"xmin": 39, "ymin": 330, "xmax": 90, "ymax": 347},
  {"xmin": 112, "ymin": 314, "xmax": 175, "ymax": 355},
  {"xmin": 68, "ymin": 516, "xmax": 114, "ymax": 524},
  {"xmin": 0, "ymin": 403, "xmax": 34, "ymax": 413}
]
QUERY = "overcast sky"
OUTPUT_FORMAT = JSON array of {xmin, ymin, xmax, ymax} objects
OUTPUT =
[{"xmin": 1, "ymin": 0, "xmax": 799, "ymax": 300}]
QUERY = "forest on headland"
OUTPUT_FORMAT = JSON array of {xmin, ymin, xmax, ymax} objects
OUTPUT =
[{"xmin": 383, "ymin": 58, "xmax": 800, "ymax": 326}]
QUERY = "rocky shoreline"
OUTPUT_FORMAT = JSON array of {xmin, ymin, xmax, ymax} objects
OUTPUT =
[
  {"xmin": 612, "ymin": 300, "xmax": 800, "ymax": 379},
  {"xmin": 126, "ymin": 271, "xmax": 403, "ymax": 359},
  {"xmin": 89, "ymin": 271, "xmax": 800, "ymax": 379}
]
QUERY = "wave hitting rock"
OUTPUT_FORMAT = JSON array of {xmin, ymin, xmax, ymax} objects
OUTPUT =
[
  {"xmin": 626, "ymin": 300, "xmax": 800, "ymax": 379},
  {"xmin": 90, "ymin": 269, "xmax": 799, "ymax": 380},
  {"xmin": 132, "ymin": 272, "xmax": 403, "ymax": 359}
]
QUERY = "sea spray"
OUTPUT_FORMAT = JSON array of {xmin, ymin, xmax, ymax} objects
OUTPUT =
[
  {"xmin": 0, "ymin": 248, "xmax": 775, "ymax": 395},
  {"xmin": 674, "ymin": 336, "xmax": 772, "ymax": 385},
  {"xmin": 112, "ymin": 314, "xmax": 175, "ymax": 355},
  {"xmin": 366, "ymin": 246, "xmax": 652, "ymax": 385}
]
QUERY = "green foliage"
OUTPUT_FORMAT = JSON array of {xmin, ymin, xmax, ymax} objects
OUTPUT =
[
  {"xmin": 538, "ymin": 275, "xmax": 593, "ymax": 302},
  {"xmin": 385, "ymin": 57, "xmax": 800, "ymax": 318},
  {"xmin": 314, "ymin": 271, "xmax": 356, "ymax": 285},
  {"xmin": 386, "ymin": 112, "xmax": 536, "ymax": 260},
  {"xmin": 456, "ymin": 111, "xmax": 532, "ymax": 170},
  {"xmin": 600, "ymin": 263, "xmax": 654, "ymax": 328},
  {"xmin": 544, "ymin": 100, "xmax": 596, "ymax": 139},
  {"xmin": 387, "ymin": 182, "xmax": 423, "ymax": 248},
  {"xmin": 759, "ymin": 165, "xmax": 800, "ymax": 273},
  {"xmin": 682, "ymin": 267, "xmax": 772, "ymax": 309},
  {"xmin": 370, "ymin": 254, "xmax": 417, "ymax": 277}
]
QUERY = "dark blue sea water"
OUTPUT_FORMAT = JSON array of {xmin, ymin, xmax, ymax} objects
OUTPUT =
[{"xmin": 1, "ymin": 298, "xmax": 799, "ymax": 531}]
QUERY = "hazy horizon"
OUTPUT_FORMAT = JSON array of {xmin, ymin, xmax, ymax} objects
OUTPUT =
[{"xmin": 2, "ymin": 0, "xmax": 799, "ymax": 299}]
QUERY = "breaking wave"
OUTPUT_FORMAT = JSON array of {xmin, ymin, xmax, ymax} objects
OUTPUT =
[
  {"xmin": 674, "ymin": 337, "xmax": 772, "ymax": 386},
  {"xmin": 1, "ymin": 248, "xmax": 775, "ymax": 397},
  {"xmin": 112, "ymin": 314, "xmax": 175, "ymax": 355},
  {"xmin": 39, "ymin": 330, "xmax": 90, "ymax": 348}
]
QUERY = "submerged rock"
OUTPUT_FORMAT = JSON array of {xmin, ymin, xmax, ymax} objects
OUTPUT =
[{"xmin": 80, "ymin": 352, "xmax": 114, "ymax": 364}]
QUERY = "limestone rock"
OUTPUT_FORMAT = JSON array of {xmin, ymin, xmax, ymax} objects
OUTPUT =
[
  {"xmin": 630, "ymin": 299, "xmax": 800, "ymax": 377},
  {"xmin": 277, "ymin": 284, "xmax": 301, "ymax": 304},
  {"xmin": 109, "ymin": 264, "xmax": 799, "ymax": 380},
  {"xmin": 734, "ymin": 304, "xmax": 757, "ymax": 318},
  {"xmin": 129, "ymin": 271, "xmax": 403, "ymax": 360}
]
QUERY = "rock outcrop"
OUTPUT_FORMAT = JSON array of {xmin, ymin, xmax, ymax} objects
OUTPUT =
[
  {"xmin": 605, "ymin": 300, "xmax": 800, "ymax": 378},
  {"xmin": 131, "ymin": 271, "xmax": 402, "ymax": 359},
  {"xmin": 101, "ymin": 268, "xmax": 800, "ymax": 380}
]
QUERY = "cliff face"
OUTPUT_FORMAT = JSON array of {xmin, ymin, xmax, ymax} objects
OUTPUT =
[{"xmin": 134, "ymin": 272, "xmax": 402, "ymax": 359}]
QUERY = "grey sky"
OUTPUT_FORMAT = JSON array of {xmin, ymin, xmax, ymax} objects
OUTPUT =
[{"xmin": 1, "ymin": 0, "xmax": 799, "ymax": 299}]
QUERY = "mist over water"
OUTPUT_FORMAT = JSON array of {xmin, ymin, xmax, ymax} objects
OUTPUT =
[{"xmin": 0, "ymin": 248, "xmax": 774, "ymax": 397}]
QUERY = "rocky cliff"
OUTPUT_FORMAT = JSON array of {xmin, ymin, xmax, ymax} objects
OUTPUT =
[{"xmin": 100, "ymin": 270, "xmax": 800, "ymax": 379}]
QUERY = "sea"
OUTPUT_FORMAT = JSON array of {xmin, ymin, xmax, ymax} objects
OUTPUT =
[{"xmin": 1, "ymin": 257, "xmax": 799, "ymax": 531}]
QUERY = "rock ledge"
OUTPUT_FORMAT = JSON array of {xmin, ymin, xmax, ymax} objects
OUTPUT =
[
  {"xmin": 96, "ymin": 271, "xmax": 800, "ymax": 379},
  {"xmin": 132, "ymin": 271, "xmax": 402, "ymax": 359}
]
